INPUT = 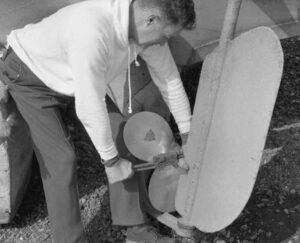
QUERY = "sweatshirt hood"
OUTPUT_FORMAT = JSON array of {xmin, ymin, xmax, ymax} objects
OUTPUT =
[{"xmin": 112, "ymin": 0, "xmax": 132, "ymax": 48}]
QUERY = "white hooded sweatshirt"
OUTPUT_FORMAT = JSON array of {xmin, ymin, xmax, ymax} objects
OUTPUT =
[{"xmin": 7, "ymin": 0, "xmax": 191, "ymax": 161}]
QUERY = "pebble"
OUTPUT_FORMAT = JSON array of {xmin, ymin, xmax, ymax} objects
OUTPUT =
[
  {"xmin": 257, "ymin": 203, "xmax": 265, "ymax": 208},
  {"xmin": 79, "ymin": 198, "xmax": 86, "ymax": 209},
  {"xmin": 266, "ymin": 232, "xmax": 272, "ymax": 237},
  {"xmin": 89, "ymin": 198, "xmax": 98, "ymax": 209},
  {"xmin": 215, "ymin": 240, "xmax": 226, "ymax": 243},
  {"xmin": 80, "ymin": 198, "xmax": 86, "ymax": 205},
  {"xmin": 241, "ymin": 225, "xmax": 248, "ymax": 230},
  {"xmin": 249, "ymin": 233, "xmax": 258, "ymax": 240}
]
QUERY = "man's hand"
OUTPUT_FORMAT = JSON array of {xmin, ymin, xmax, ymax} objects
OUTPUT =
[
  {"xmin": 169, "ymin": 140, "xmax": 189, "ymax": 171},
  {"xmin": 105, "ymin": 158, "xmax": 134, "ymax": 184}
]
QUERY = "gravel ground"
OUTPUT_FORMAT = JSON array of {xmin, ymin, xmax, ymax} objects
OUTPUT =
[{"xmin": 0, "ymin": 35, "xmax": 299, "ymax": 243}]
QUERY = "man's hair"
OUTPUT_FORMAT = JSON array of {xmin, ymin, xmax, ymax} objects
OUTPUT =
[{"xmin": 139, "ymin": 0, "xmax": 196, "ymax": 30}]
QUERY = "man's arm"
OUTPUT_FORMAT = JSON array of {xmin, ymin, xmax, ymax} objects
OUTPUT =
[
  {"xmin": 140, "ymin": 43, "xmax": 192, "ymax": 135},
  {"xmin": 67, "ymin": 29, "xmax": 133, "ymax": 183}
]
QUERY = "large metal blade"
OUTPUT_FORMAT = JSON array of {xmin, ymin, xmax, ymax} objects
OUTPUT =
[{"xmin": 176, "ymin": 26, "xmax": 284, "ymax": 232}]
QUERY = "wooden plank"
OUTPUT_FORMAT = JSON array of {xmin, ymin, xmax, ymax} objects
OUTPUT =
[{"xmin": 0, "ymin": 168, "xmax": 10, "ymax": 213}]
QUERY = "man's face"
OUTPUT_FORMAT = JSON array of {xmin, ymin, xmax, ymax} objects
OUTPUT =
[{"xmin": 134, "ymin": 16, "xmax": 183, "ymax": 48}]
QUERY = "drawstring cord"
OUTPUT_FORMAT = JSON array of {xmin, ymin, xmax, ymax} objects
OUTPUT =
[
  {"xmin": 134, "ymin": 44, "xmax": 140, "ymax": 67},
  {"xmin": 127, "ymin": 46, "xmax": 132, "ymax": 114},
  {"xmin": 127, "ymin": 45, "xmax": 140, "ymax": 114}
]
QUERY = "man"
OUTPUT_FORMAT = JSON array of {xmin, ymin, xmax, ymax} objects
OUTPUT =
[{"xmin": 0, "ymin": 0, "xmax": 196, "ymax": 242}]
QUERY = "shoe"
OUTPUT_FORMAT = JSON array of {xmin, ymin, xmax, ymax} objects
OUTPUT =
[{"xmin": 126, "ymin": 225, "xmax": 175, "ymax": 243}]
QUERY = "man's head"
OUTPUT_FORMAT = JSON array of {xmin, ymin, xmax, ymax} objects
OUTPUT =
[{"xmin": 129, "ymin": 0, "xmax": 195, "ymax": 47}]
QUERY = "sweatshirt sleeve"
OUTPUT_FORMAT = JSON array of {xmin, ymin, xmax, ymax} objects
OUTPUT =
[
  {"xmin": 67, "ymin": 29, "xmax": 118, "ymax": 161},
  {"xmin": 140, "ymin": 44, "xmax": 192, "ymax": 134}
]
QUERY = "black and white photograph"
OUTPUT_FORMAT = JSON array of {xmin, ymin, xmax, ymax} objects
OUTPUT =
[{"xmin": 0, "ymin": 0, "xmax": 299, "ymax": 242}]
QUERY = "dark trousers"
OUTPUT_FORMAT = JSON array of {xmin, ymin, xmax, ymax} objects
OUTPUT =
[
  {"xmin": 0, "ymin": 49, "xmax": 170, "ymax": 242},
  {"xmin": 106, "ymin": 59, "xmax": 170, "ymax": 225}
]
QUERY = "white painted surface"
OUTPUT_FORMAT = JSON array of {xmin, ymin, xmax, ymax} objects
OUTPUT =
[{"xmin": 176, "ymin": 27, "xmax": 284, "ymax": 232}]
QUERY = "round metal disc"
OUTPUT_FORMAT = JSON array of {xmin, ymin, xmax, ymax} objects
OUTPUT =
[
  {"xmin": 123, "ymin": 111, "xmax": 174, "ymax": 162},
  {"xmin": 148, "ymin": 165, "xmax": 186, "ymax": 212}
]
